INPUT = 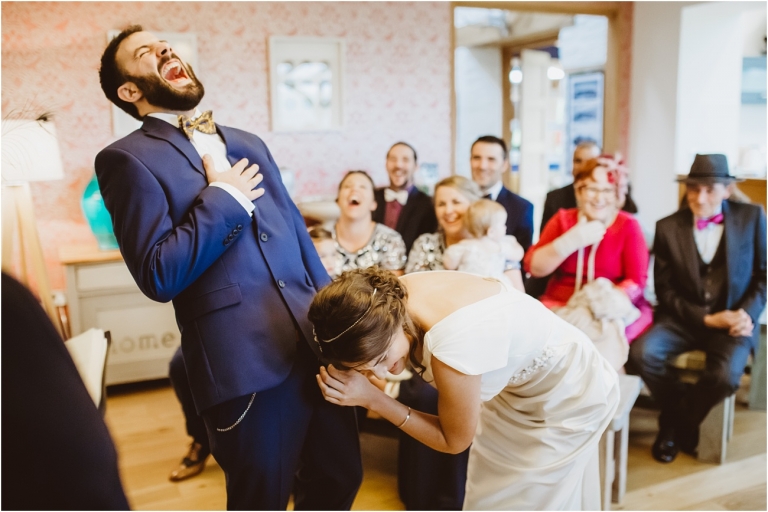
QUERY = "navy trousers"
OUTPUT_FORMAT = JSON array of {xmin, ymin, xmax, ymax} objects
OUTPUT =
[
  {"xmin": 397, "ymin": 372, "xmax": 469, "ymax": 510},
  {"xmin": 169, "ymin": 347, "xmax": 209, "ymax": 451},
  {"xmin": 629, "ymin": 319, "xmax": 752, "ymax": 434},
  {"xmin": 201, "ymin": 340, "xmax": 362, "ymax": 510}
]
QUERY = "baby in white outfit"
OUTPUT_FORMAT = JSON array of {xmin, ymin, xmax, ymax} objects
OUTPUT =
[{"xmin": 442, "ymin": 199, "xmax": 525, "ymax": 291}]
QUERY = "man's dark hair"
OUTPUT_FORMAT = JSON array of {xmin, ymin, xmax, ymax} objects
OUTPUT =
[
  {"xmin": 471, "ymin": 135, "xmax": 508, "ymax": 160},
  {"xmin": 387, "ymin": 141, "xmax": 418, "ymax": 163},
  {"xmin": 99, "ymin": 25, "xmax": 144, "ymax": 120}
]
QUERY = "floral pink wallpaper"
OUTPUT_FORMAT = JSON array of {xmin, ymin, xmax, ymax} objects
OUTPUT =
[{"xmin": 1, "ymin": 2, "xmax": 453, "ymax": 290}]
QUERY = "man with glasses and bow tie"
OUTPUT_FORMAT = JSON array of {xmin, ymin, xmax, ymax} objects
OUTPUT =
[
  {"xmin": 630, "ymin": 154, "xmax": 766, "ymax": 464},
  {"xmin": 96, "ymin": 26, "xmax": 362, "ymax": 510},
  {"xmin": 372, "ymin": 142, "xmax": 437, "ymax": 254}
]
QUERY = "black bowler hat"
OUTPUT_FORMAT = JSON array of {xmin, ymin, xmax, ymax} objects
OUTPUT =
[{"xmin": 677, "ymin": 154, "xmax": 741, "ymax": 183}]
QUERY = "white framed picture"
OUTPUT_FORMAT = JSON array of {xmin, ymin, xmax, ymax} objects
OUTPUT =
[
  {"xmin": 269, "ymin": 36, "xmax": 345, "ymax": 132},
  {"xmin": 566, "ymin": 71, "xmax": 604, "ymax": 167},
  {"xmin": 106, "ymin": 31, "xmax": 199, "ymax": 139}
]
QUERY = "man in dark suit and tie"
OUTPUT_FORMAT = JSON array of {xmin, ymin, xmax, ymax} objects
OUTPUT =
[
  {"xmin": 630, "ymin": 154, "xmax": 766, "ymax": 463},
  {"xmin": 372, "ymin": 142, "xmax": 437, "ymax": 254},
  {"xmin": 96, "ymin": 27, "xmax": 361, "ymax": 509},
  {"xmin": 469, "ymin": 135, "xmax": 533, "ymax": 252}
]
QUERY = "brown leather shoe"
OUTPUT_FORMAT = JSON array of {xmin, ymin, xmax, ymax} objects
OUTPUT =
[{"xmin": 169, "ymin": 442, "xmax": 210, "ymax": 482}]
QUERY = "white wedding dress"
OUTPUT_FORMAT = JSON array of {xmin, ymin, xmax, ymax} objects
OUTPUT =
[{"xmin": 420, "ymin": 277, "xmax": 619, "ymax": 510}]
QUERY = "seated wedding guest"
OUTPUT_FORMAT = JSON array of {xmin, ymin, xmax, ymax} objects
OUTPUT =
[
  {"xmin": 630, "ymin": 154, "xmax": 766, "ymax": 463},
  {"xmin": 470, "ymin": 135, "xmax": 534, "ymax": 251},
  {"xmin": 372, "ymin": 142, "xmax": 438, "ymax": 253},
  {"xmin": 309, "ymin": 226, "xmax": 338, "ymax": 278},
  {"xmin": 443, "ymin": 199, "xmax": 525, "ymax": 292},
  {"xmin": 333, "ymin": 170, "xmax": 407, "ymax": 276},
  {"xmin": 541, "ymin": 142, "xmax": 639, "ymax": 229},
  {"xmin": 310, "ymin": 268, "xmax": 619, "ymax": 510},
  {"xmin": 2, "ymin": 273, "xmax": 129, "ymax": 510},
  {"xmin": 524, "ymin": 157, "xmax": 652, "ymax": 346},
  {"xmin": 406, "ymin": 175, "xmax": 481, "ymax": 274},
  {"xmin": 167, "ymin": 348, "xmax": 210, "ymax": 482}
]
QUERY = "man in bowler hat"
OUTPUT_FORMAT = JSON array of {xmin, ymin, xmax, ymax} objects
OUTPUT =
[{"xmin": 630, "ymin": 154, "xmax": 766, "ymax": 463}]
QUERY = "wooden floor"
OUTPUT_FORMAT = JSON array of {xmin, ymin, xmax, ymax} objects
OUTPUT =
[{"xmin": 105, "ymin": 380, "xmax": 766, "ymax": 511}]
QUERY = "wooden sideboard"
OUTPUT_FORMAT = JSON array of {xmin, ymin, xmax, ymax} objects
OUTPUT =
[{"xmin": 60, "ymin": 245, "xmax": 180, "ymax": 385}]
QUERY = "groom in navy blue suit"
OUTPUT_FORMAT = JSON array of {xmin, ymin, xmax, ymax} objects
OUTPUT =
[{"xmin": 96, "ymin": 26, "xmax": 361, "ymax": 509}]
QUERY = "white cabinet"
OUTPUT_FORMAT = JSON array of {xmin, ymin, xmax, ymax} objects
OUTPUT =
[{"xmin": 61, "ymin": 246, "xmax": 180, "ymax": 385}]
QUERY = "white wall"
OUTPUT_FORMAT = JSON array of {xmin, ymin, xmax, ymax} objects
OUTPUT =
[
  {"xmin": 629, "ymin": 2, "xmax": 697, "ymax": 232},
  {"xmin": 675, "ymin": 2, "xmax": 762, "ymax": 176},
  {"xmin": 454, "ymin": 46, "xmax": 503, "ymax": 177},
  {"xmin": 630, "ymin": 1, "xmax": 766, "ymax": 233}
]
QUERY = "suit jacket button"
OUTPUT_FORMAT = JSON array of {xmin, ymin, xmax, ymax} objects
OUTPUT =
[
  {"xmin": 261, "ymin": 233, "xmax": 269, "ymax": 242},
  {"xmin": 228, "ymin": 233, "xmax": 235, "ymax": 240},
  {"xmin": 237, "ymin": 224, "xmax": 243, "ymax": 231},
  {"xmin": 223, "ymin": 239, "xmax": 229, "ymax": 245},
  {"xmin": 278, "ymin": 279, "xmax": 286, "ymax": 288}
]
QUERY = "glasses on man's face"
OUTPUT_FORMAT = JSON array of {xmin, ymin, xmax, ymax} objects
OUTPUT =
[{"xmin": 580, "ymin": 186, "xmax": 615, "ymax": 199}]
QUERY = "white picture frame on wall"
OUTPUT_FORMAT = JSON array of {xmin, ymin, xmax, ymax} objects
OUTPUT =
[
  {"xmin": 269, "ymin": 36, "xmax": 345, "ymax": 132},
  {"xmin": 106, "ymin": 31, "xmax": 199, "ymax": 139},
  {"xmin": 566, "ymin": 71, "xmax": 604, "ymax": 169}
]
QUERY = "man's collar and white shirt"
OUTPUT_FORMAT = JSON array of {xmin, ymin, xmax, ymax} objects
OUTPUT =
[
  {"xmin": 692, "ymin": 204, "xmax": 724, "ymax": 265},
  {"xmin": 149, "ymin": 110, "xmax": 255, "ymax": 217},
  {"xmin": 483, "ymin": 180, "xmax": 504, "ymax": 201}
]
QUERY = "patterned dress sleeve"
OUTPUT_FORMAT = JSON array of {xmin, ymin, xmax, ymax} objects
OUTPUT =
[
  {"xmin": 405, "ymin": 233, "xmax": 444, "ymax": 273},
  {"xmin": 377, "ymin": 224, "xmax": 407, "ymax": 271}
]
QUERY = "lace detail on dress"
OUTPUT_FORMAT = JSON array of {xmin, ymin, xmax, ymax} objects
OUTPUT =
[{"xmin": 509, "ymin": 347, "xmax": 555, "ymax": 385}]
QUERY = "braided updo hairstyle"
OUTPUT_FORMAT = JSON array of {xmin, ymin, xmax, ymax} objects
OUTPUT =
[{"xmin": 308, "ymin": 266, "xmax": 424, "ymax": 372}]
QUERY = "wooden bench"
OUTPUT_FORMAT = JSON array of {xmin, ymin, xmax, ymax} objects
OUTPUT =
[
  {"xmin": 671, "ymin": 350, "xmax": 735, "ymax": 464},
  {"xmin": 599, "ymin": 373, "xmax": 644, "ymax": 510}
]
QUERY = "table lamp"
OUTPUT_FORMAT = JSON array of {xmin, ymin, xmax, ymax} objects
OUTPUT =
[{"xmin": 2, "ymin": 117, "xmax": 65, "ymax": 332}]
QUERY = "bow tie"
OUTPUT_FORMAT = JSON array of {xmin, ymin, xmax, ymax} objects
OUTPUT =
[
  {"xmin": 178, "ymin": 111, "xmax": 216, "ymax": 140},
  {"xmin": 696, "ymin": 213, "xmax": 723, "ymax": 230},
  {"xmin": 384, "ymin": 188, "xmax": 409, "ymax": 205}
]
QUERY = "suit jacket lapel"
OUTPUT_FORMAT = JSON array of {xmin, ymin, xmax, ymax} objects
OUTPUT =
[
  {"xmin": 397, "ymin": 188, "xmax": 418, "ymax": 232},
  {"xmin": 217, "ymin": 125, "xmax": 290, "ymax": 234},
  {"xmin": 722, "ymin": 200, "xmax": 739, "ymax": 307},
  {"xmin": 141, "ymin": 116, "xmax": 205, "ymax": 176},
  {"xmin": 675, "ymin": 211, "xmax": 703, "ymax": 297}
]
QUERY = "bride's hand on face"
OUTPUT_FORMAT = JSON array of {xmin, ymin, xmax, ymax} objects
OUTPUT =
[{"xmin": 316, "ymin": 364, "xmax": 380, "ymax": 408}]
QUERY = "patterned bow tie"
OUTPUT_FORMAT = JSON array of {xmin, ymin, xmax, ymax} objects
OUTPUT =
[
  {"xmin": 178, "ymin": 111, "xmax": 216, "ymax": 140},
  {"xmin": 696, "ymin": 213, "xmax": 723, "ymax": 230},
  {"xmin": 384, "ymin": 188, "xmax": 409, "ymax": 205}
]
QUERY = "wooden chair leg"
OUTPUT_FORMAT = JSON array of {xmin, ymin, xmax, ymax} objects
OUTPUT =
[
  {"xmin": 698, "ymin": 396, "xmax": 730, "ymax": 464},
  {"xmin": 599, "ymin": 430, "xmax": 615, "ymax": 510},
  {"xmin": 612, "ymin": 426, "xmax": 629, "ymax": 504}
]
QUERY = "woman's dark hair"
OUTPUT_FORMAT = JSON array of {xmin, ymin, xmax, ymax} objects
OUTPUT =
[
  {"xmin": 337, "ymin": 170, "xmax": 375, "ymax": 193},
  {"xmin": 99, "ymin": 25, "xmax": 144, "ymax": 120},
  {"xmin": 308, "ymin": 267, "xmax": 425, "ymax": 373}
]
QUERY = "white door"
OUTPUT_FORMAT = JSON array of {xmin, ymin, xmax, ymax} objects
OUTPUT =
[{"xmin": 519, "ymin": 48, "xmax": 551, "ymax": 239}]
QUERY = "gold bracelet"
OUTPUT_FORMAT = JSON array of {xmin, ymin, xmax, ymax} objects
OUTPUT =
[{"xmin": 396, "ymin": 407, "xmax": 411, "ymax": 429}]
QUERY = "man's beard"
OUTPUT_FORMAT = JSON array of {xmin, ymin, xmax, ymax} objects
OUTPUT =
[{"xmin": 128, "ymin": 62, "xmax": 205, "ymax": 114}]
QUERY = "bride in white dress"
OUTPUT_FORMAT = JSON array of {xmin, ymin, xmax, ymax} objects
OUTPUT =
[{"xmin": 310, "ymin": 267, "xmax": 619, "ymax": 510}]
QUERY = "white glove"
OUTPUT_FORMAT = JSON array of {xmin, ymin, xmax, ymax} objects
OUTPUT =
[{"xmin": 551, "ymin": 220, "xmax": 606, "ymax": 258}]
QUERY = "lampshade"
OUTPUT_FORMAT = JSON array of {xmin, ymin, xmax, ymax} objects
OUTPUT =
[{"xmin": 1, "ymin": 119, "xmax": 64, "ymax": 183}]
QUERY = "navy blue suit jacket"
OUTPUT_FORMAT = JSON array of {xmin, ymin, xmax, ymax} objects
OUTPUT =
[
  {"xmin": 496, "ymin": 186, "xmax": 534, "ymax": 252},
  {"xmin": 95, "ymin": 116, "xmax": 330, "ymax": 413},
  {"xmin": 653, "ymin": 200, "xmax": 766, "ymax": 350}
]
